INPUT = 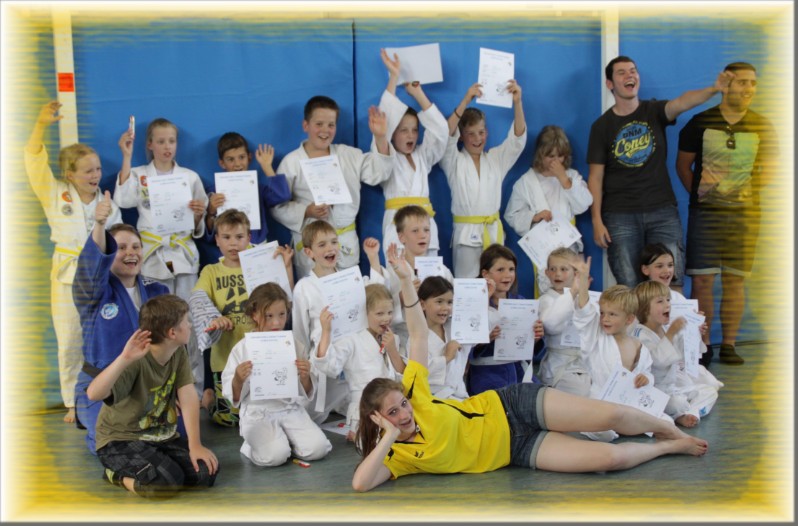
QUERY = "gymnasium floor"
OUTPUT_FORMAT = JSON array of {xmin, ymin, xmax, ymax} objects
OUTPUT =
[{"xmin": 6, "ymin": 340, "xmax": 792, "ymax": 523}]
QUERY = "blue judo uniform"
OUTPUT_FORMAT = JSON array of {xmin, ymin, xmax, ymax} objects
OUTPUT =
[
  {"xmin": 200, "ymin": 175, "xmax": 291, "ymax": 262},
  {"xmin": 73, "ymin": 232, "xmax": 169, "ymax": 454}
]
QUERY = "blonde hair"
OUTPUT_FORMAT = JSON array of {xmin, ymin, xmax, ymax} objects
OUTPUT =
[
  {"xmin": 58, "ymin": 143, "xmax": 98, "ymax": 181},
  {"xmin": 215, "ymin": 208, "xmax": 251, "ymax": 234},
  {"xmin": 547, "ymin": 246, "xmax": 579, "ymax": 267},
  {"xmin": 599, "ymin": 284, "xmax": 637, "ymax": 316},
  {"xmin": 145, "ymin": 118, "xmax": 178, "ymax": 161},
  {"xmin": 394, "ymin": 205, "xmax": 429, "ymax": 234},
  {"xmin": 301, "ymin": 220, "xmax": 336, "ymax": 250},
  {"xmin": 634, "ymin": 281, "xmax": 670, "ymax": 324},
  {"xmin": 365, "ymin": 284, "xmax": 392, "ymax": 312}
]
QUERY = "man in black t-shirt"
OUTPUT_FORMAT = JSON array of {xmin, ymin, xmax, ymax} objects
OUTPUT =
[
  {"xmin": 587, "ymin": 56, "xmax": 732, "ymax": 289},
  {"xmin": 676, "ymin": 62, "xmax": 776, "ymax": 366}
]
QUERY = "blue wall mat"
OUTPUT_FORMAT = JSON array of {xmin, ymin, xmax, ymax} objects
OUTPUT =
[
  {"xmin": 620, "ymin": 15, "xmax": 770, "ymax": 343},
  {"xmin": 70, "ymin": 16, "xmax": 356, "ymax": 264},
  {"xmin": 353, "ymin": 16, "xmax": 602, "ymax": 296}
]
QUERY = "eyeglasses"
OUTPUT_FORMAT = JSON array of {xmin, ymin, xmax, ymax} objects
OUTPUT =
[{"xmin": 725, "ymin": 126, "xmax": 736, "ymax": 150}]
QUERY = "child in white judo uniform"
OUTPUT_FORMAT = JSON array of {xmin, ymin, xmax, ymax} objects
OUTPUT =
[
  {"xmin": 440, "ymin": 81, "xmax": 527, "ymax": 278},
  {"xmin": 313, "ymin": 283, "xmax": 405, "ymax": 441},
  {"xmin": 572, "ymin": 257, "xmax": 658, "ymax": 442},
  {"xmin": 417, "ymin": 276, "xmax": 470, "ymax": 400},
  {"xmin": 537, "ymin": 247, "xmax": 591, "ymax": 397},
  {"xmin": 504, "ymin": 125, "xmax": 592, "ymax": 294},
  {"xmin": 292, "ymin": 220, "xmax": 386, "ymax": 423},
  {"xmin": 113, "ymin": 118, "xmax": 208, "ymax": 301},
  {"xmin": 377, "ymin": 49, "xmax": 449, "ymax": 258},
  {"xmin": 640, "ymin": 243, "xmax": 711, "ymax": 366},
  {"xmin": 221, "ymin": 283, "xmax": 331, "ymax": 467},
  {"xmin": 271, "ymin": 95, "xmax": 393, "ymax": 279},
  {"xmin": 633, "ymin": 281, "xmax": 723, "ymax": 427},
  {"xmin": 25, "ymin": 100, "xmax": 122, "ymax": 423}
]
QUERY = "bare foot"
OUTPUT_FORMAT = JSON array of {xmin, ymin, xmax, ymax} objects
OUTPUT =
[
  {"xmin": 653, "ymin": 422, "xmax": 693, "ymax": 442},
  {"xmin": 346, "ymin": 430, "xmax": 356, "ymax": 442},
  {"xmin": 201, "ymin": 389, "xmax": 215, "ymax": 412},
  {"xmin": 64, "ymin": 407, "xmax": 76, "ymax": 423},
  {"xmin": 676, "ymin": 414, "xmax": 699, "ymax": 428},
  {"xmin": 669, "ymin": 436, "xmax": 708, "ymax": 457}
]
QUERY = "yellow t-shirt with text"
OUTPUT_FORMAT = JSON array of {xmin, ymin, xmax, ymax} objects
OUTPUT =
[{"xmin": 384, "ymin": 360, "xmax": 511, "ymax": 479}]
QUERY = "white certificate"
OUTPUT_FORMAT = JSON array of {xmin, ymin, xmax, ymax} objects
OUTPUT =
[
  {"xmin": 597, "ymin": 366, "xmax": 670, "ymax": 435},
  {"xmin": 670, "ymin": 301, "xmax": 705, "ymax": 378},
  {"xmin": 495, "ymin": 299, "xmax": 539, "ymax": 360},
  {"xmin": 451, "ymin": 279, "xmax": 490, "ymax": 344},
  {"xmin": 415, "ymin": 256, "xmax": 447, "ymax": 282},
  {"xmin": 318, "ymin": 266, "xmax": 367, "ymax": 341},
  {"xmin": 477, "ymin": 47, "xmax": 515, "ymax": 108},
  {"xmin": 147, "ymin": 173, "xmax": 194, "ymax": 236},
  {"xmin": 239, "ymin": 240, "xmax": 292, "ymax": 300},
  {"xmin": 246, "ymin": 331, "xmax": 298, "ymax": 401},
  {"xmin": 518, "ymin": 219, "xmax": 583, "ymax": 271},
  {"xmin": 214, "ymin": 170, "xmax": 261, "ymax": 231},
  {"xmin": 300, "ymin": 155, "xmax": 353, "ymax": 205},
  {"xmin": 383, "ymin": 43, "xmax": 444, "ymax": 85}
]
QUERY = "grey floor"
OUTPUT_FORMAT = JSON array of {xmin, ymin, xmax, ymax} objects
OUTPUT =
[{"xmin": 8, "ymin": 340, "xmax": 792, "ymax": 523}]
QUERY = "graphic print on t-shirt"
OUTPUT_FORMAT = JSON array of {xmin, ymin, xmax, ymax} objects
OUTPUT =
[
  {"xmin": 612, "ymin": 121, "xmax": 656, "ymax": 168},
  {"xmin": 139, "ymin": 371, "xmax": 178, "ymax": 440},
  {"xmin": 215, "ymin": 274, "xmax": 248, "ymax": 326}
]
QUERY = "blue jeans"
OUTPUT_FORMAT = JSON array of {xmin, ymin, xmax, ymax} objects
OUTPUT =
[{"xmin": 603, "ymin": 204, "xmax": 685, "ymax": 287}]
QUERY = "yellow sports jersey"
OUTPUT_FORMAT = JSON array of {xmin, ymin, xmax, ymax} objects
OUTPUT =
[{"xmin": 384, "ymin": 360, "xmax": 511, "ymax": 479}]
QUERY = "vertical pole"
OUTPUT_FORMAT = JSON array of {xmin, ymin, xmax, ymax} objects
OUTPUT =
[
  {"xmin": 52, "ymin": 7, "xmax": 78, "ymax": 148},
  {"xmin": 600, "ymin": 6, "xmax": 619, "ymax": 289}
]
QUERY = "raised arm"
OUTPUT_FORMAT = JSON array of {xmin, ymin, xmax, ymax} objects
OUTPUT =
[
  {"xmin": 87, "ymin": 329, "xmax": 151, "ymax": 401},
  {"xmin": 92, "ymin": 191, "xmax": 114, "ymax": 251},
  {"xmin": 386, "ymin": 243, "xmax": 427, "ymax": 368},
  {"xmin": 118, "ymin": 129, "xmax": 135, "ymax": 186},
  {"xmin": 507, "ymin": 80, "xmax": 526, "ymax": 137},
  {"xmin": 26, "ymin": 101, "xmax": 62, "ymax": 155},
  {"xmin": 381, "ymin": 49, "xmax": 400, "ymax": 96},
  {"xmin": 664, "ymin": 70, "xmax": 732, "ymax": 122},
  {"xmin": 448, "ymin": 83, "xmax": 483, "ymax": 136},
  {"xmin": 404, "ymin": 81, "xmax": 432, "ymax": 112}
]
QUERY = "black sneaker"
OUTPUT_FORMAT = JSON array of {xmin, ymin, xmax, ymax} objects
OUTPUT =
[
  {"xmin": 700, "ymin": 345, "xmax": 714, "ymax": 367},
  {"xmin": 719, "ymin": 344, "xmax": 744, "ymax": 365}
]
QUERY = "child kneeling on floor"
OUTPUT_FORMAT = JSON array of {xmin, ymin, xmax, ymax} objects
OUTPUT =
[
  {"xmin": 222, "ymin": 283, "xmax": 332, "ymax": 466},
  {"xmin": 88, "ymin": 294, "xmax": 218, "ymax": 498}
]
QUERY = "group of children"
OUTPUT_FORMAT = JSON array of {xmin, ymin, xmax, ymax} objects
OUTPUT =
[{"xmin": 27, "ymin": 49, "xmax": 722, "ymax": 498}]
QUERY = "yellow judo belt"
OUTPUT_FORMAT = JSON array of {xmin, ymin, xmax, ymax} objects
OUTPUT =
[
  {"xmin": 296, "ymin": 222, "xmax": 356, "ymax": 251},
  {"xmin": 140, "ymin": 231, "xmax": 194, "ymax": 260},
  {"xmin": 384, "ymin": 196, "xmax": 435, "ymax": 217},
  {"xmin": 54, "ymin": 246, "xmax": 81, "ymax": 274},
  {"xmin": 453, "ymin": 212, "xmax": 503, "ymax": 250}
]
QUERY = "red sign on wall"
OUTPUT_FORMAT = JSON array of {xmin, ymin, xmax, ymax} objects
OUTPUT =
[{"xmin": 57, "ymin": 73, "xmax": 75, "ymax": 92}]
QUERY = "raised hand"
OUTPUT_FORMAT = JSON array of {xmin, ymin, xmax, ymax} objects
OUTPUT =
[
  {"xmin": 380, "ymin": 48, "xmax": 401, "ymax": 78},
  {"xmin": 96, "ymin": 190, "xmax": 113, "ymax": 226},
  {"xmin": 506, "ymin": 79, "xmax": 523, "ymax": 103},
  {"xmin": 368, "ymin": 106, "xmax": 388, "ymax": 139},
  {"xmin": 255, "ymin": 144, "xmax": 276, "ymax": 176},
  {"xmin": 121, "ymin": 329, "xmax": 151, "ymax": 362},
  {"xmin": 362, "ymin": 237, "xmax": 381, "ymax": 259},
  {"xmin": 37, "ymin": 100, "xmax": 63, "ymax": 127},
  {"xmin": 386, "ymin": 243, "xmax": 412, "ymax": 280},
  {"xmin": 118, "ymin": 129, "xmax": 134, "ymax": 158}
]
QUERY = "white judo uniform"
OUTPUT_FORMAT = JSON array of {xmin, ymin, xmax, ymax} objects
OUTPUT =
[
  {"xmin": 292, "ymin": 267, "xmax": 385, "ymax": 423},
  {"xmin": 439, "ymin": 124, "xmax": 527, "ymax": 278},
  {"xmin": 537, "ymin": 289, "xmax": 591, "ymax": 397},
  {"xmin": 311, "ymin": 328, "xmax": 402, "ymax": 434},
  {"xmin": 633, "ymin": 325, "xmax": 723, "ymax": 422},
  {"xmin": 426, "ymin": 320, "xmax": 470, "ymax": 401},
  {"xmin": 113, "ymin": 161, "xmax": 207, "ymax": 300},
  {"xmin": 505, "ymin": 167, "xmax": 592, "ymax": 293},
  {"xmin": 271, "ymin": 142, "xmax": 393, "ymax": 279},
  {"xmin": 573, "ymin": 299, "xmax": 657, "ymax": 442},
  {"xmin": 25, "ymin": 146, "xmax": 122, "ymax": 408},
  {"xmin": 221, "ymin": 336, "xmax": 331, "ymax": 467},
  {"xmin": 376, "ymin": 90, "xmax": 449, "ymax": 258}
]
